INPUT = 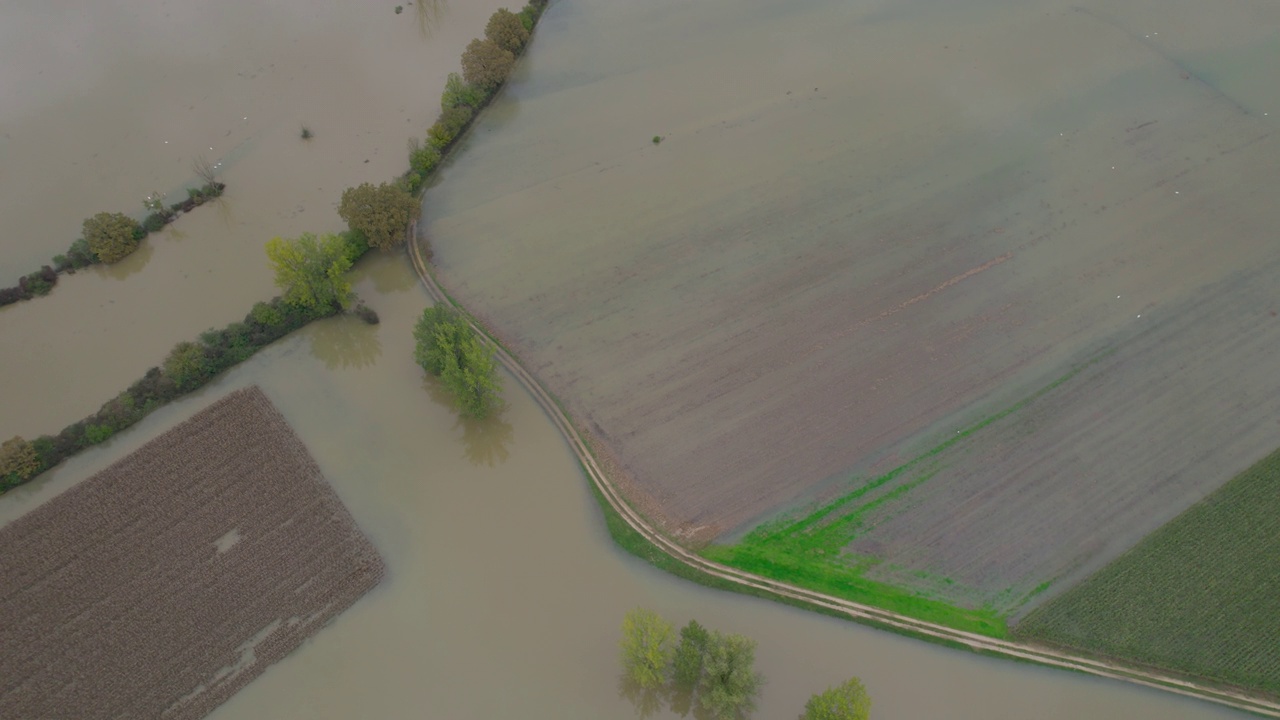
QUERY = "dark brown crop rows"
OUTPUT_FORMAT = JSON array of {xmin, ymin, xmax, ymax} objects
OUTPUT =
[{"xmin": 0, "ymin": 386, "xmax": 384, "ymax": 720}]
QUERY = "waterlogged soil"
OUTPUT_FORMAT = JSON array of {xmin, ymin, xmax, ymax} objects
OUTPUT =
[
  {"xmin": 420, "ymin": 0, "xmax": 1280, "ymax": 603},
  {"xmin": 0, "ymin": 0, "xmax": 506, "ymax": 441},
  {"xmin": 0, "ymin": 255, "xmax": 1251, "ymax": 719}
]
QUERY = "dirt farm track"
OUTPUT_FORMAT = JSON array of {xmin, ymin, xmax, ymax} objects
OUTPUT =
[{"xmin": 0, "ymin": 387, "xmax": 384, "ymax": 720}]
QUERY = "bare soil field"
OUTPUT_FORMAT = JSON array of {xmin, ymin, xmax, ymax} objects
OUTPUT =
[
  {"xmin": 422, "ymin": 0, "xmax": 1280, "ymax": 615},
  {"xmin": 0, "ymin": 386, "xmax": 384, "ymax": 720}
]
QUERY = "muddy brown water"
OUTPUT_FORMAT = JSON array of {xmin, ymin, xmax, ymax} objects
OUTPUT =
[{"xmin": 0, "ymin": 1, "xmax": 1264, "ymax": 718}]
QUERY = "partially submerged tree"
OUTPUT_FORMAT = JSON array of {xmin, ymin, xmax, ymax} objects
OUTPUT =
[
  {"xmin": 699, "ymin": 632, "xmax": 763, "ymax": 719},
  {"xmin": 485, "ymin": 8, "xmax": 530, "ymax": 54},
  {"xmin": 672, "ymin": 619, "xmax": 710, "ymax": 688},
  {"xmin": 801, "ymin": 677, "xmax": 871, "ymax": 720},
  {"xmin": 0, "ymin": 436, "xmax": 40, "ymax": 482},
  {"xmin": 441, "ymin": 72, "xmax": 486, "ymax": 110},
  {"xmin": 413, "ymin": 305, "xmax": 503, "ymax": 419},
  {"xmin": 461, "ymin": 38, "xmax": 515, "ymax": 90},
  {"xmin": 619, "ymin": 608, "xmax": 677, "ymax": 690},
  {"xmin": 163, "ymin": 341, "xmax": 212, "ymax": 391},
  {"xmin": 264, "ymin": 232, "xmax": 355, "ymax": 311},
  {"xmin": 82, "ymin": 212, "xmax": 143, "ymax": 263},
  {"xmin": 338, "ymin": 182, "xmax": 420, "ymax": 250}
]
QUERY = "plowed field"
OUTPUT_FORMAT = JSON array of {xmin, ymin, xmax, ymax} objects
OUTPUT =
[{"xmin": 0, "ymin": 386, "xmax": 384, "ymax": 720}]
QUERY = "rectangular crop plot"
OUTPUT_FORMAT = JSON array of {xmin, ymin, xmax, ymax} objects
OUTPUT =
[
  {"xmin": 1015, "ymin": 446, "xmax": 1280, "ymax": 695},
  {"xmin": 0, "ymin": 386, "xmax": 385, "ymax": 720}
]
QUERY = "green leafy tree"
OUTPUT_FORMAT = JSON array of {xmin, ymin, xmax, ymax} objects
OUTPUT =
[
  {"xmin": 163, "ymin": 341, "xmax": 212, "ymax": 390},
  {"xmin": 265, "ymin": 232, "xmax": 355, "ymax": 310},
  {"xmin": 672, "ymin": 619, "xmax": 710, "ymax": 687},
  {"xmin": 337, "ymin": 182, "xmax": 420, "ymax": 251},
  {"xmin": 414, "ymin": 306, "xmax": 503, "ymax": 419},
  {"xmin": 441, "ymin": 72, "xmax": 487, "ymax": 110},
  {"xmin": 409, "ymin": 140, "xmax": 442, "ymax": 176},
  {"xmin": 0, "ymin": 436, "xmax": 40, "ymax": 481},
  {"xmin": 619, "ymin": 608, "xmax": 676, "ymax": 690},
  {"xmin": 461, "ymin": 38, "xmax": 515, "ymax": 90},
  {"xmin": 485, "ymin": 8, "xmax": 530, "ymax": 54},
  {"xmin": 83, "ymin": 212, "xmax": 143, "ymax": 263},
  {"xmin": 699, "ymin": 632, "xmax": 763, "ymax": 719},
  {"xmin": 801, "ymin": 677, "xmax": 871, "ymax": 720}
]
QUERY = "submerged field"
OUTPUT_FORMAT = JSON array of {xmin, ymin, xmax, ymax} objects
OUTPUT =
[
  {"xmin": 0, "ymin": 386, "xmax": 384, "ymax": 719},
  {"xmin": 1016, "ymin": 447, "xmax": 1280, "ymax": 695},
  {"xmin": 424, "ymin": 0, "xmax": 1280, "ymax": 628}
]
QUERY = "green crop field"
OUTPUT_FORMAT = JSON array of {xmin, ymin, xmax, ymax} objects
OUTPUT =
[{"xmin": 1016, "ymin": 446, "xmax": 1280, "ymax": 695}]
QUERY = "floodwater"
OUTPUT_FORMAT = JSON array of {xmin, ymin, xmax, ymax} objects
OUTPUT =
[
  {"xmin": 0, "ymin": 0, "xmax": 504, "ymax": 440},
  {"xmin": 0, "ymin": 254, "xmax": 1249, "ymax": 719},
  {"xmin": 0, "ymin": 0, "xmax": 1264, "ymax": 718}
]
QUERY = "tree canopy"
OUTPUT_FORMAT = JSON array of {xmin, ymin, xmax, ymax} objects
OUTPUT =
[
  {"xmin": 485, "ymin": 8, "xmax": 530, "ymax": 54},
  {"xmin": 264, "ymin": 232, "xmax": 356, "ymax": 311},
  {"xmin": 337, "ymin": 182, "xmax": 420, "ymax": 251},
  {"xmin": 672, "ymin": 619, "xmax": 710, "ymax": 688},
  {"xmin": 619, "ymin": 608, "xmax": 677, "ymax": 690},
  {"xmin": 413, "ymin": 305, "xmax": 503, "ymax": 419},
  {"xmin": 0, "ymin": 436, "xmax": 40, "ymax": 481},
  {"xmin": 699, "ymin": 631, "xmax": 763, "ymax": 719},
  {"xmin": 801, "ymin": 677, "xmax": 872, "ymax": 720},
  {"xmin": 83, "ymin": 212, "xmax": 143, "ymax": 263},
  {"xmin": 461, "ymin": 38, "xmax": 515, "ymax": 90}
]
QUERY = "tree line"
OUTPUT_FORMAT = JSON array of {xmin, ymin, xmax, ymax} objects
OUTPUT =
[{"xmin": 620, "ymin": 608, "xmax": 871, "ymax": 719}]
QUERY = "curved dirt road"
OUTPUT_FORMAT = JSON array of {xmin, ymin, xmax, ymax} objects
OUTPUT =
[{"xmin": 406, "ymin": 232, "xmax": 1279, "ymax": 718}]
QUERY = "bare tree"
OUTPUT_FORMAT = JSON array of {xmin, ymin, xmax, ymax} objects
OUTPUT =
[{"xmin": 192, "ymin": 155, "xmax": 218, "ymax": 187}]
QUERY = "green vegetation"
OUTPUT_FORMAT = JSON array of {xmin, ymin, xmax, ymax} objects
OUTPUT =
[
  {"xmin": 461, "ymin": 38, "xmax": 515, "ymax": 91},
  {"xmin": 653, "ymin": 135, "xmax": 663, "ymax": 145},
  {"xmin": 426, "ymin": 105, "xmax": 475, "ymax": 151},
  {"xmin": 300, "ymin": 124, "xmax": 314, "ymax": 139},
  {"xmin": 338, "ymin": 182, "xmax": 420, "ymax": 250},
  {"xmin": 441, "ymin": 72, "xmax": 486, "ymax": 111},
  {"xmin": 413, "ymin": 306, "xmax": 503, "ymax": 419},
  {"xmin": 82, "ymin": 212, "xmax": 144, "ymax": 264},
  {"xmin": 672, "ymin": 619, "xmax": 709, "ymax": 687},
  {"xmin": 485, "ymin": 8, "xmax": 529, "ymax": 54},
  {"xmin": 265, "ymin": 232, "xmax": 361, "ymax": 311},
  {"xmin": 802, "ymin": 677, "xmax": 871, "ymax": 720},
  {"xmin": 1016, "ymin": 445, "xmax": 1280, "ymax": 695},
  {"xmin": 698, "ymin": 631, "xmax": 763, "ymax": 719},
  {"xmin": 619, "ymin": 608, "xmax": 676, "ymax": 689},
  {"xmin": 0, "ymin": 437, "xmax": 41, "ymax": 484}
]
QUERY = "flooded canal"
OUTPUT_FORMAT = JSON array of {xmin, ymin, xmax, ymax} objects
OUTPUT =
[{"xmin": 0, "ymin": 0, "xmax": 1268, "ymax": 718}]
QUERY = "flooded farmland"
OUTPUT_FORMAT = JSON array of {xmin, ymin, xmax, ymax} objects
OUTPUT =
[
  {"xmin": 0, "ymin": 0, "xmax": 1271, "ymax": 718},
  {"xmin": 422, "ymin": 0, "xmax": 1280, "ymax": 611},
  {"xmin": 0, "ymin": 254, "xmax": 1252, "ymax": 719}
]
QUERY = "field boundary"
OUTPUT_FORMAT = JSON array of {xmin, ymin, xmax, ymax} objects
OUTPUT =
[{"xmin": 406, "ymin": 228, "xmax": 1280, "ymax": 717}]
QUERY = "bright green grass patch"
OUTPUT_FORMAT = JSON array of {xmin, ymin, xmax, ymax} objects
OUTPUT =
[{"xmin": 1016, "ymin": 445, "xmax": 1280, "ymax": 695}]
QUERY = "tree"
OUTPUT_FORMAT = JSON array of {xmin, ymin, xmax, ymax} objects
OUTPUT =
[
  {"xmin": 801, "ymin": 677, "xmax": 871, "ymax": 720},
  {"xmin": 0, "ymin": 436, "xmax": 40, "ymax": 481},
  {"xmin": 441, "ymin": 71, "xmax": 487, "ymax": 110},
  {"xmin": 461, "ymin": 38, "xmax": 515, "ymax": 90},
  {"xmin": 485, "ymin": 8, "xmax": 529, "ymax": 54},
  {"xmin": 83, "ymin": 212, "xmax": 143, "ymax": 263},
  {"xmin": 338, "ymin": 182, "xmax": 420, "ymax": 251},
  {"xmin": 672, "ymin": 619, "xmax": 710, "ymax": 687},
  {"xmin": 265, "ymin": 232, "xmax": 355, "ymax": 311},
  {"xmin": 699, "ymin": 632, "xmax": 763, "ymax": 719},
  {"xmin": 414, "ymin": 305, "xmax": 503, "ymax": 419},
  {"xmin": 164, "ymin": 341, "xmax": 211, "ymax": 390},
  {"xmin": 619, "ymin": 608, "xmax": 676, "ymax": 690}
]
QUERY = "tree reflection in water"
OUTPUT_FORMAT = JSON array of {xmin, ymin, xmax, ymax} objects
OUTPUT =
[
  {"xmin": 422, "ymin": 372, "xmax": 513, "ymax": 466},
  {"xmin": 308, "ymin": 315, "xmax": 382, "ymax": 370}
]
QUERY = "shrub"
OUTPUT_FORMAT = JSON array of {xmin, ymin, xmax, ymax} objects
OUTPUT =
[
  {"xmin": 517, "ymin": 6, "xmax": 536, "ymax": 31},
  {"xmin": 21, "ymin": 271, "xmax": 55, "ymax": 296},
  {"xmin": 84, "ymin": 424, "xmax": 115, "ymax": 446},
  {"xmin": 461, "ymin": 38, "xmax": 515, "ymax": 91},
  {"xmin": 83, "ymin": 212, "xmax": 143, "ymax": 263},
  {"xmin": 249, "ymin": 301, "xmax": 284, "ymax": 329},
  {"xmin": 67, "ymin": 238, "xmax": 98, "ymax": 268},
  {"xmin": 409, "ymin": 140, "xmax": 442, "ymax": 176},
  {"xmin": 52, "ymin": 254, "xmax": 72, "ymax": 272},
  {"xmin": 427, "ymin": 105, "xmax": 474, "ymax": 150},
  {"xmin": 441, "ymin": 72, "xmax": 487, "ymax": 110},
  {"xmin": 164, "ymin": 341, "xmax": 212, "ymax": 390},
  {"xmin": 0, "ymin": 286, "xmax": 28, "ymax": 306},
  {"xmin": 485, "ymin": 8, "xmax": 530, "ymax": 54},
  {"xmin": 337, "ymin": 183, "xmax": 420, "ymax": 251},
  {"xmin": 143, "ymin": 212, "xmax": 169, "ymax": 233},
  {"xmin": 0, "ymin": 437, "xmax": 41, "ymax": 481}
]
